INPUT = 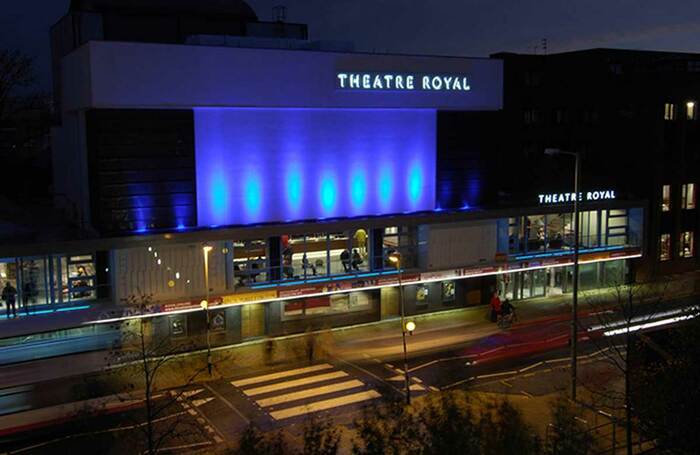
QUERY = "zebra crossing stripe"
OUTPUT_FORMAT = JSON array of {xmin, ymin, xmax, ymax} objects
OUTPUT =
[
  {"xmin": 269, "ymin": 390, "xmax": 381, "ymax": 420},
  {"xmin": 231, "ymin": 364, "xmax": 334, "ymax": 387},
  {"xmin": 192, "ymin": 397, "xmax": 215, "ymax": 407},
  {"xmin": 182, "ymin": 389, "xmax": 204, "ymax": 398},
  {"xmin": 256, "ymin": 380, "xmax": 365, "ymax": 408},
  {"xmin": 243, "ymin": 371, "xmax": 349, "ymax": 397}
]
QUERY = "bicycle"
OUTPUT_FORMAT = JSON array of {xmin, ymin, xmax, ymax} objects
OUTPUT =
[{"xmin": 497, "ymin": 308, "xmax": 518, "ymax": 329}]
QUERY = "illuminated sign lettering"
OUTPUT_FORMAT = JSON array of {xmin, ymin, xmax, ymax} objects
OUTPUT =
[
  {"xmin": 336, "ymin": 72, "xmax": 471, "ymax": 92},
  {"xmin": 538, "ymin": 190, "xmax": 616, "ymax": 204}
]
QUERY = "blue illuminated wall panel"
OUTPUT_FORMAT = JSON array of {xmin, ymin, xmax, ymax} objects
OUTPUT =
[{"xmin": 195, "ymin": 108, "xmax": 436, "ymax": 226}]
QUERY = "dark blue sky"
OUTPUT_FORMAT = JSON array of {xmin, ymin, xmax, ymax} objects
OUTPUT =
[{"xmin": 4, "ymin": 0, "xmax": 700, "ymax": 91}]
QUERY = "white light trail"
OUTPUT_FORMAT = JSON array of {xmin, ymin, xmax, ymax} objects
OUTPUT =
[{"xmin": 603, "ymin": 313, "xmax": 698, "ymax": 337}]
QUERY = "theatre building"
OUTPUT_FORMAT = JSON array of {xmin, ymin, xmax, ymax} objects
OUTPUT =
[{"xmin": 0, "ymin": 1, "xmax": 645, "ymax": 355}]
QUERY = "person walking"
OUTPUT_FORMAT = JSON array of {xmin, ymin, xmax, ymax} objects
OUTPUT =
[
  {"xmin": 489, "ymin": 290, "xmax": 502, "ymax": 323},
  {"xmin": 2, "ymin": 282, "xmax": 18, "ymax": 319},
  {"xmin": 340, "ymin": 249, "xmax": 351, "ymax": 272}
]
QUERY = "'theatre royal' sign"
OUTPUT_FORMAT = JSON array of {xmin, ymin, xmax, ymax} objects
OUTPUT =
[
  {"xmin": 538, "ymin": 190, "xmax": 616, "ymax": 204},
  {"xmin": 336, "ymin": 72, "xmax": 471, "ymax": 92}
]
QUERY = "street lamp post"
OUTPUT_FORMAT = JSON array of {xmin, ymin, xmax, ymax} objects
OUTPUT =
[
  {"xmin": 544, "ymin": 148, "xmax": 580, "ymax": 401},
  {"xmin": 389, "ymin": 252, "xmax": 411, "ymax": 405},
  {"xmin": 202, "ymin": 245, "xmax": 214, "ymax": 376}
]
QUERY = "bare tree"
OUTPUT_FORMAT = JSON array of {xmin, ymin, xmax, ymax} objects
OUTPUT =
[
  {"xmin": 582, "ymin": 278, "xmax": 670, "ymax": 454},
  {"xmin": 0, "ymin": 49, "xmax": 35, "ymax": 121},
  {"xmin": 107, "ymin": 293, "xmax": 213, "ymax": 454}
]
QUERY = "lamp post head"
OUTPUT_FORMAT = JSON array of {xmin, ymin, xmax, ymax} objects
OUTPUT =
[
  {"xmin": 203, "ymin": 245, "xmax": 213, "ymax": 254},
  {"xmin": 544, "ymin": 148, "xmax": 562, "ymax": 156},
  {"xmin": 388, "ymin": 251, "xmax": 401, "ymax": 266},
  {"xmin": 406, "ymin": 321, "xmax": 416, "ymax": 333}
]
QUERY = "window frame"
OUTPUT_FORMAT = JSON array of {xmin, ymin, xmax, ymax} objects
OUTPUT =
[
  {"xmin": 664, "ymin": 103, "xmax": 676, "ymax": 121},
  {"xmin": 678, "ymin": 231, "xmax": 695, "ymax": 258},
  {"xmin": 681, "ymin": 183, "xmax": 696, "ymax": 210},
  {"xmin": 661, "ymin": 184, "xmax": 671, "ymax": 212},
  {"xmin": 659, "ymin": 233, "xmax": 671, "ymax": 261}
]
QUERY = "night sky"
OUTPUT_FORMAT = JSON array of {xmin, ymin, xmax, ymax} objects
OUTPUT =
[{"xmin": 3, "ymin": 0, "xmax": 700, "ymax": 91}]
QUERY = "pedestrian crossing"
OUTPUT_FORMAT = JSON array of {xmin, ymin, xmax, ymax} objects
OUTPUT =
[{"xmin": 230, "ymin": 363, "xmax": 380, "ymax": 421}]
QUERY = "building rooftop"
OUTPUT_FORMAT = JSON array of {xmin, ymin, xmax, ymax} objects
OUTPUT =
[{"xmin": 69, "ymin": 0, "xmax": 258, "ymax": 19}]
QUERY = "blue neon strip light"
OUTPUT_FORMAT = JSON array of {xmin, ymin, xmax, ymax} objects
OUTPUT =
[
  {"xmin": 195, "ymin": 108, "xmax": 436, "ymax": 226},
  {"xmin": 56, "ymin": 305, "xmax": 91, "ymax": 312},
  {"xmin": 514, "ymin": 245, "xmax": 626, "ymax": 261},
  {"xmin": 17, "ymin": 304, "xmax": 91, "ymax": 317}
]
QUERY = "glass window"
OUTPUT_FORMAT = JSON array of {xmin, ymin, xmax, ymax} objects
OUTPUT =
[
  {"xmin": 606, "ymin": 209, "xmax": 628, "ymax": 246},
  {"xmin": 525, "ymin": 215, "xmax": 546, "ymax": 251},
  {"xmin": 659, "ymin": 234, "xmax": 671, "ymax": 261},
  {"xmin": 661, "ymin": 185, "xmax": 671, "ymax": 212},
  {"xmin": 687, "ymin": 101, "xmax": 696, "ymax": 120},
  {"xmin": 508, "ymin": 217, "xmax": 522, "ymax": 254},
  {"xmin": 62, "ymin": 255, "xmax": 96, "ymax": 302},
  {"xmin": 679, "ymin": 231, "xmax": 695, "ymax": 258},
  {"xmin": 545, "ymin": 213, "xmax": 571, "ymax": 250},
  {"xmin": 603, "ymin": 260, "xmax": 626, "ymax": 286},
  {"xmin": 289, "ymin": 233, "xmax": 330, "ymax": 280},
  {"xmin": 233, "ymin": 239, "xmax": 267, "ymax": 285},
  {"xmin": 19, "ymin": 258, "xmax": 50, "ymax": 307},
  {"xmin": 382, "ymin": 226, "xmax": 417, "ymax": 269},
  {"xmin": 681, "ymin": 183, "xmax": 696, "ymax": 210},
  {"xmin": 329, "ymin": 231, "xmax": 351, "ymax": 275},
  {"xmin": 664, "ymin": 103, "xmax": 676, "ymax": 120}
]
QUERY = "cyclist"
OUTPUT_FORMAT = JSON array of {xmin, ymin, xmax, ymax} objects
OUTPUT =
[{"xmin": 499, "ymin": 299, "xmax": 515, "ymax": 328}]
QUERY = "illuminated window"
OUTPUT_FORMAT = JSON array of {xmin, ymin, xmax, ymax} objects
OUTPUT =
[
  {"xmin": 687, "ymin": 101, "xmax": 697, "ymax": 120},
  {"xmin": 659, "ymin": 234, "xmax": 671, "ymax": 261},
  {"xmin": 681, "ymin": 183, "xmax": 696, "ymax": 209},
  {"xmin": 664, "ymin": 103, "xmax": 676, "ymax": 120},
  {"xmin": 679, "ymin": 231, "xmax": 695, "ymax": 258},
  {"xmin": 661, "ymin": 185, "xmax": 671, "ymax": 212},
  {"xmin": 233, "ymin": 239, "xmax": 267, "ymax": 285}
]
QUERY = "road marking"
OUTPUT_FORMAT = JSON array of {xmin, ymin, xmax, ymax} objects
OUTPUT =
[
  {"xmin": 192, "ymin": 397, "xmax": 215, "ymax": 407},
  {"xmin": 242, "ymin": 371, "xmax": 348, "ymax": 396},
  {"xmin": 203, "ymin": 383, "xmax": 249, "ymax": 425},
  {"xmin": 231, "ymin": 364, "xmax": 334, "ymax": 387},
  {"xmin": 518, "ymin": 361, "xmax": 543, "ymax": 373},
  {"xmin": 182, "ymin": 389, "xmax": 204, "ymax": 398},
  {"xmin": 333, "ymin": 355, "xmax": 403, "ymax": 396},
  {"xmin": 475, "ymin": 370, "xmax": 517, "ymax": 380},
  {"xmin": 269, "ymin": 390, "xmax": 381, "ymax": 420},
  {"xmin": 156, "ymin": 441, "xmax": 213, "ymax": 452},
  {"xmin": 257, "ymin": 380, "xmax": 364, "ymax": 408}
]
